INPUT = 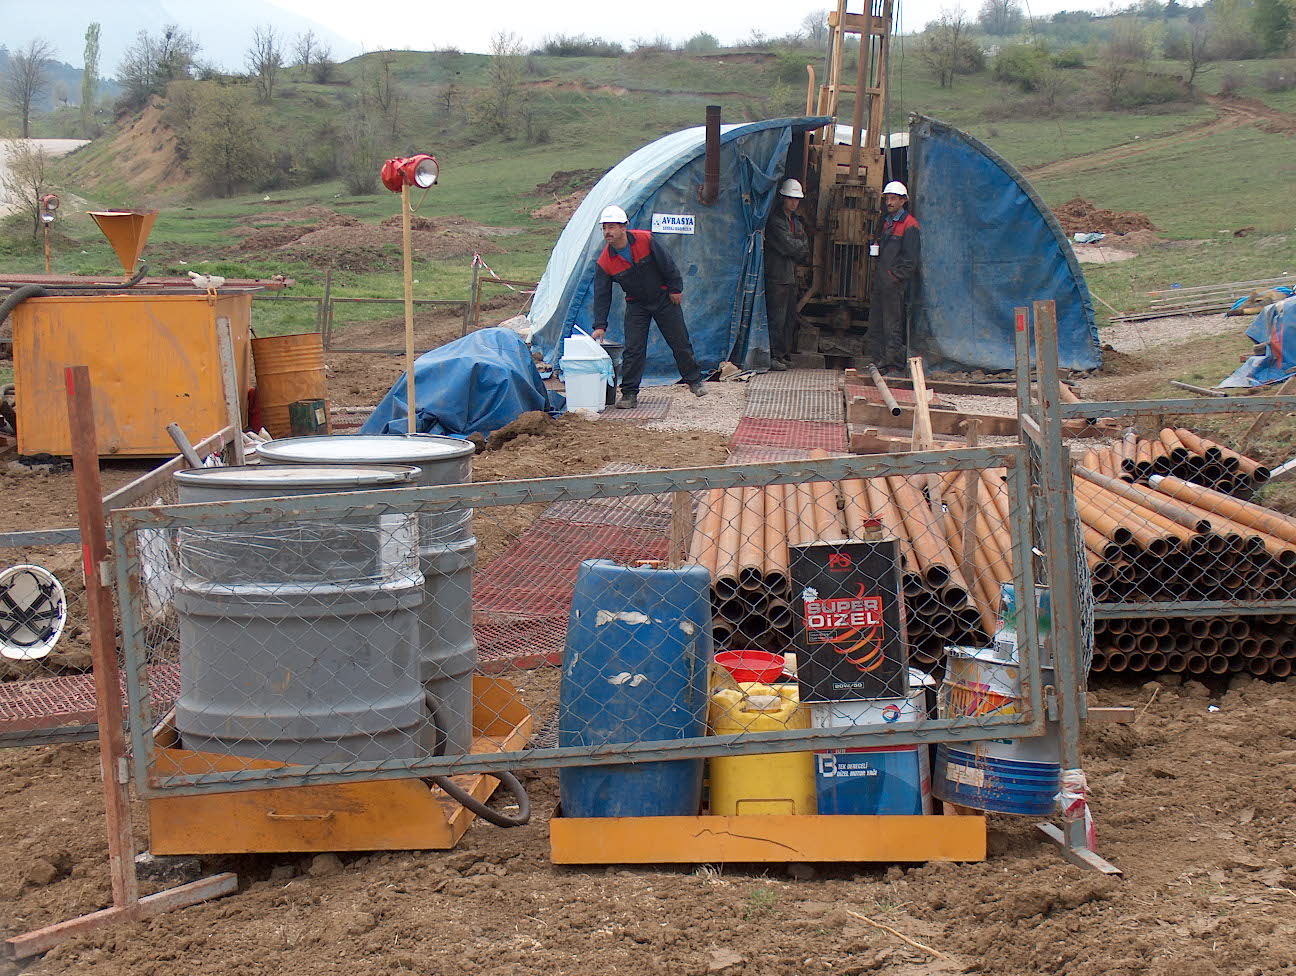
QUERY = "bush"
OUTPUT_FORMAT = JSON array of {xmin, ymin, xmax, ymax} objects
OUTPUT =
[
  {"xmin": 1110, "ymin": 72, "xmax": 1191, "ymax": 108},
  {"xmin": 629, "ymin": 35, "xmax": 676, "ymax": 57},
  {"xmin": 684, "ymin": 32, "xmax": 720, "ymax": 53},
  {"xmin": 993, "ymin": 43, "xmax": 1053, "ymax": 91},
  {"xmin": 1260, "ymin": 63, "xmax": 1296, "ymax": 92},
  {"xmin": 1219, "ymin": 70, "xmax": 1245, "ymax": 95},
  {"xmin": 1053, "ymin": 46, "xmax": 1087, "ymax": 68},
  {"xmin": 536, "ymin": 34, "xmax": 624, "ymax": 57}
]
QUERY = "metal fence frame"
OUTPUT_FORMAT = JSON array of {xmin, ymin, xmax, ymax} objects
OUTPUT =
[{"xmin": 111, "ymin": 448, "xmax": 1048, "ymax": 799}]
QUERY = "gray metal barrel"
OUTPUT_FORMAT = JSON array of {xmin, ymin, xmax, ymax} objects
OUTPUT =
[
  {"xmin": 172, "ymin": 464, "xmax": 427, "ymax": 766},
  {"xmin": 254, "ymin": 434, "xmax": 478, "ymax": 755}
]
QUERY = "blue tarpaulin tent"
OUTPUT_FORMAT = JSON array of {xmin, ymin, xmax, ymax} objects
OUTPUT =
[
  {"xmin": 1222, "ymin": 298, "xmax": 1296, "ymax": 387},
  {"xmin": 361, "ymin": 328, "xmax": 564, "ymax": 436},
  {"xmin": 908, "ymin": 116, "xmax": 1101, "ymax": 372},
  {"xmin": 525, "ymin": 114, "xmax": 1101, "ymax": 382},
  {"xmin": 525, "ymin": 117, "xmax": 831, "ymax": 384}
]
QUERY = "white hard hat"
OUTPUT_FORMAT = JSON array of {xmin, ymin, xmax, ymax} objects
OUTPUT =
[
  {"xmin": 779, "ymin": 178, "xmax": 804, "ymax": 198},
  {"xmin": 883, "ymin": 181, "xmax": 908, "ymax": 197},
  {"xmin": 599, "ymin": 205, "xmax": 628, "ymax": 225}
]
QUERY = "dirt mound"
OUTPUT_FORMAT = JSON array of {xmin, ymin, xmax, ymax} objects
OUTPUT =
[
  {"xmin": 377, "ymin": 214, "xmax": 521, "ymax": 238},
  {"xmin": 534, "ymin": 168, "xmax": 604, "ymax": 197},
  {"xmin": 1053, "ymin": 198, "xmax": 1157, "ymax": 236},
  {"xmin": 237, "ymin": 207, "xmax": 361, "ymax": 251},
  {"xmin": 278, "ymin": 222, "xmax": 511, "ymax": 272},
  {"xmin": 531, "ymin": 189, "xmax": 589, "ymax": 221}
]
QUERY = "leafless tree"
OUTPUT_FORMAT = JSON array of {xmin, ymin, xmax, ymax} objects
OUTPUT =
[
  {"xmin": 293, "ymin": 30, "xmax": 319, "ymax": 68},
  {"xmin": 117, "ymin": 25, "xmax": 199, "ymax": 109},
  {"xmin": 361, "ymin": 51, "xmax": 403, "ymax": 136},
  {"xmin": 1181, "ymin": 22, "xmax": 1216, "ymax": 87},
  {"xmin": 473, "ymin": 31, "xmax": 525, "ymax": 134},
  {"xmin": 918, "ymin": 9, "xmax": 977, "ymax": 88},
  {"xmin": 1096, "ymin": 17, "xmax": 1150, "ymax": 104},
  {"xmin": 801, "ymin": 10, "xmax": 830, "ymax": 48},
  {"xmin": 311, "ymin": 43, "xmax": 336, "ymax": 84},
  {"xmin": 1, "ymin": 141, "xmax": 54, "ymax": 238},
  {"xmin": 977, "ymin": 0, "xmax": 1023, "ymax": 35},
  {"xmin": 4, "ymin": 38, "xmax": 57, "ymax": 139},
  {"xmin": 246, "ymin": 25, "xmax": 285, "ymax": 103}
]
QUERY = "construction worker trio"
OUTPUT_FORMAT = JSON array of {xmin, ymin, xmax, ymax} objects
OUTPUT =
[{"xmin": 587, "ymin": 179, "xmax": 920, "ymax": 397}]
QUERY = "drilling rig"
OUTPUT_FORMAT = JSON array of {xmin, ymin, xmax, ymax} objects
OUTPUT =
[{"xmin": 795, "ymin": 0, "xmax": 899, "ymax": 366}]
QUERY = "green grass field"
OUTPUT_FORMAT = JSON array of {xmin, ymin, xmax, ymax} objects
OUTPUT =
[{"xmin": 4, "ymin": 45, "xmax": 1293, "ymax": 335}]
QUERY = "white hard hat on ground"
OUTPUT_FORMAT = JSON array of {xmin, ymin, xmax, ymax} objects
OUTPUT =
[
  {"xmin": 599, "ymin": 205, "xmax": 628, "ymax": 224},
  {"xmin": 883, "ymin": 181, "xmax": 908, "ymax": 197},
  {"xmin": 779, "ymin": 178, "xmax": 804, "ymax": 198}
]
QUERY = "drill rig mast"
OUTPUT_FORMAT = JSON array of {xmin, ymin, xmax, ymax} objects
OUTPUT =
[{"xmin": 797, "ymin": 0, "xmax": 896, "ymax": 364}]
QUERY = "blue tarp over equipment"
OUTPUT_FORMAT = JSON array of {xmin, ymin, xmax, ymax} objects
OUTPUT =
[
  {"xmin": 908, "ymin": 116, "xmax": 1102, "ymax": 372},
  {"xmin": 525, "ymin": 117, "xmax": 831, "ymax": 384},
  {"xmin": 361, "ymin": 327, "xmax": 564, "ymax": 436},
  {"xmin": 1223, "ymin": 299, "xmax": 1296, "ymax": 388}
]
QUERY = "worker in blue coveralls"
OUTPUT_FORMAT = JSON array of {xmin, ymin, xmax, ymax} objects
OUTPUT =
[
  {"xmin": 590, "ymin": 205, "xmax": 707, "ymax": 410},
  {"xmin": 874, "ymin": 181, "xmax": 921, "ymax": 375}
]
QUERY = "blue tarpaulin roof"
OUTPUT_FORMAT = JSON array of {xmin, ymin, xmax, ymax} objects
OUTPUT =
[
  {"xmin": 525, "ymin": 117, "xmax": 831, "ymax": 383},
  {"xmin": 908, "ymin": 116, "xmax": 1101, "ymax": 372},
  {"xmin": 361, "ymin": 327, "xmax": 564, "ymax": 436},
  {"xmin": 1222, "ymin": 298, "xmax": 1296, "ymax": 387},
  {"xmin": 525, "ymin": 114, "xmax": 1100, "ymax": 381}
]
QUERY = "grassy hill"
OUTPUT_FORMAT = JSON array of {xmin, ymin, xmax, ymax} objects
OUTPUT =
[{"xmin": 2, "ymin": 43, "xmax": 1293, "ymax": 341}]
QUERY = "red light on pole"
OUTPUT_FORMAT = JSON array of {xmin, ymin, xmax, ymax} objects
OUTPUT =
[{"xmin": 380, "ymin": 155, "xmax": 439, "ymax": 193}]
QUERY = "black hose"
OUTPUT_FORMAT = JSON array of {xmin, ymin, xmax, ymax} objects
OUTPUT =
[
  {"xmin": 0, "ymin": 285, "xmax": 48, "ymax": 333},
  {"xmin": 0, "ymin": 262, "xmax": 151, "ymax": 334},
  {"xmin": 423, "ymin": 691, "xmax": 531, "ymax": 828}
]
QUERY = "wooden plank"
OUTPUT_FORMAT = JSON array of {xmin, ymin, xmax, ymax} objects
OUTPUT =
[
  {"xmin": 215, "ymin": 317, "xmax": 246, "ymax": 465},
  {"xmin": 908, "ymin": 357, "xmax": 934, "ymax": 452},
  {"xmin": 1086, "ymin": 706, "xmax": 1135, "ymax": 725},
  {"xmin": 550, "ymin": 813, "xmax": 986, "ymax": 864},
  {"xmin": 64, "ymin": 367, "xmax": 138, "ymax": 910},
  {"xmin": 847, "ymin": 398, "xmax": 1020, "ymax": 437},
  {"xmin": 668, "ymin": 492, "xmax": 692, "ymax": 568}
]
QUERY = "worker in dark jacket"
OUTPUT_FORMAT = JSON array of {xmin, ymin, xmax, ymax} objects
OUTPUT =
[
  {"xmin": 590, "ymin": 204, "xmax": 706, "ymax": 409},
  {"xmin": 764, "ymin": 178, "xmax": 811, "ymax": 371},
  {"xmin": 873, "ymin": 181, "xmax": 920, "ymax": 373}
]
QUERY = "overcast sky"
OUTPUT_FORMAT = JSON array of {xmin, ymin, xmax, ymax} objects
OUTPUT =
[{"xmin": 269, "ymin": 0, "xmax": 1125, "ymax": 54}]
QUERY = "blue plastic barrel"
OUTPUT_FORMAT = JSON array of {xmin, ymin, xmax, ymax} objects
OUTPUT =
[{"xmin": 559, "ymin": 559, "xmax": 712, "ymax": 817}]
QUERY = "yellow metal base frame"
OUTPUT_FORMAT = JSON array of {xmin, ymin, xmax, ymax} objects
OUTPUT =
[
  {"xmin": 550, "ymin": 812, "xmax": 986, "ymax": 864},
  {"xmin": 148, "ymin": 676, "xmax": 532, "ymax": 855}
]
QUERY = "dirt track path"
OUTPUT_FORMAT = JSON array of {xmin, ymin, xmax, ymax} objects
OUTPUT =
[{"xmin": 1024, "ymin": 95, "xmax": 1296, "ymax": 179}]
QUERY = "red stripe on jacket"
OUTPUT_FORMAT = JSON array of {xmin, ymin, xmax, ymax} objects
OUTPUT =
[{"xmin": 596, "ymin": 229, "xmax": 654, "ymax": 276}]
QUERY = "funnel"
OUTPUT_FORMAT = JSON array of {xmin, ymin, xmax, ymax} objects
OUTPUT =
[{"xmin": 89, "ymin": 210, "xmax": 158, "ymax": 277}]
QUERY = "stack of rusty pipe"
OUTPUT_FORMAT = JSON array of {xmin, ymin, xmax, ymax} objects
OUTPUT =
[
  {"xmin": 687, "ymin": 474, "xmax": 990, "ymax": 665},
  {"xmin": 1081, "ymin": 428, "xmax": 1271, "ymax": 496},
  {"xmin": 1093, "ymin": 614, "xmax": 1296, "ymax": 677}
]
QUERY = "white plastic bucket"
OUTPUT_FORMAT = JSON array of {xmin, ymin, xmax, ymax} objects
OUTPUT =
[{"xmin": 561, "ymin": 333, "xmax": 613, "ymax": 414}]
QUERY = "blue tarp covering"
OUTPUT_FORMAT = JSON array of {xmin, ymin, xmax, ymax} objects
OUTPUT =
[
  {"xmin": 908, "ymin": 116, "xmax": 1102, "ymax": 372},
  {"xmin": 1222, "ymin": 299, "xmax": 1296, "ymax": 387},
  {"xmin": 526, "ymin": 117, "xmax": 831, "ymax": 384},
  {"xmin": 361, "ymin": 328, "xmax": 564, "ymax": 436}
]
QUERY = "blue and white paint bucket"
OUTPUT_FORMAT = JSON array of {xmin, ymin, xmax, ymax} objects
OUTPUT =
[
  {"xmin": 810, "ymin": 672, "xmax": 933, "ymax": 816},
  {"xmin": 933, "ymin": 646, "xmax": 1060, "ymax": 816}
]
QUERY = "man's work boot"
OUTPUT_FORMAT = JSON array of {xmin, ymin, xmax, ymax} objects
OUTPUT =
[
  {"xmin": 769, "ymin": 360, "xmax": 788, "ymax": 371},
  {"xmin": 688, "ymin": 381, "xmax": 708, "ymax": 397},
  {"xmin": 615, "ymin": 393, "xmax": 638, "ymax": 410}
]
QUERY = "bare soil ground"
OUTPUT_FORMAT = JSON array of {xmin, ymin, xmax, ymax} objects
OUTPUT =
[{"xmin": 4, "ymin": 314, "xmax": 1296, "ymax": 975}]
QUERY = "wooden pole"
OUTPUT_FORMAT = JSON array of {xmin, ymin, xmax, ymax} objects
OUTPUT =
[
  {"xmin": 43, "ymin": 223, "xmax": 52, "ymax": 274},
  {"xmin": 63, "ymin": 366, "xmax": 138, "ymax": 910},
  {"xmin": 214, "ymin": 316, "xmax": 246, "ymax": 465},
  {"xmin": 402, "ymin": 183, "xmax": 417, "ymax": 434}
]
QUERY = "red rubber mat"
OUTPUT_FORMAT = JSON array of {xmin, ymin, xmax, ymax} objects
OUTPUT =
[
  {"xmin": 729, "ymin": 416, "xmax": 847, "ymax": 453},
  {"xmin": 472, "ymin": 518, "xmax": 668, "ymax": 670},
  {"xmin": 0, "ymin": 664, "xmax": 180, "ymax": 734}
]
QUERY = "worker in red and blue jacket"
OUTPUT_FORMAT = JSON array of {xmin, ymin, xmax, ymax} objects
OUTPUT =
[
  {"xmin": 873, "ymin": 181, "xmax": 920, "ymax": 374},
  {"xmin": 590, "ymin": 205, "xmax": 706, "ymax": 410}
]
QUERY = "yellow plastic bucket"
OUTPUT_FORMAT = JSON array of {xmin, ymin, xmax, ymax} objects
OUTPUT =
[
  {"xmin": 708, "ymin": 683, "xmax": 816, "ymax": 816},
  {"xmin": 252, "ymin": 333, "xmax": 329, "ymax": 439}
]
